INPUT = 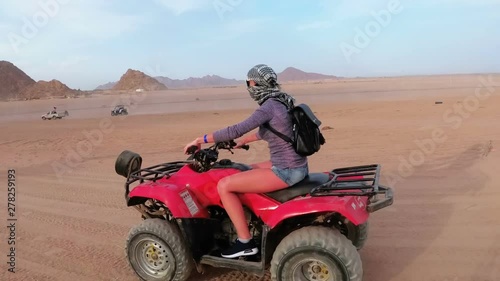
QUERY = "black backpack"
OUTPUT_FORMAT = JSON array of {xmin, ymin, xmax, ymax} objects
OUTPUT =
[{"xmin": 264, "ymin": 103, "xmax": 326, "ymax": 157}]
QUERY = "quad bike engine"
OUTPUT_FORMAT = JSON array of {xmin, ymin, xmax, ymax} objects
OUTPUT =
[{"xmin": 221, "ymin": 209, "xmax": 260, "ymax": 242}]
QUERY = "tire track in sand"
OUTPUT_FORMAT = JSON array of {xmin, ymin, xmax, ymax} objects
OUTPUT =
[
  {"xmin": 22, "ymin": 231, "xmax": 134, "ymax": 280},
  {"xmin": 8, "ymin": 212, "xmax": 137, "ymax": 280},
  {"xmin": 22, "ymin": 210, "xmax": 131, "ymax": 241},
  {"xmin": 19, "ymin": 174, "xmax": 127, "ymax": 209},
  {"xmin": 20, "ymin": 194, "xmax": 137, "ymax": 227}
]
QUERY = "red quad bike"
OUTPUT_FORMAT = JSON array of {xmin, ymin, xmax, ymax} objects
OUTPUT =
[{"xmin": 115, "ymin": 140, "xmax": 394, "ymax": 281}]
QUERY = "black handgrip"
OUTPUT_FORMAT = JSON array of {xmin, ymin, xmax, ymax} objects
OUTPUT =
[
  {"xmin": 229, "ymin": 140, "xmax": 238, "ymax": 147},
  {"xmin": 187, "ymin": 145, "xmax": 199, "ymax": 154}
]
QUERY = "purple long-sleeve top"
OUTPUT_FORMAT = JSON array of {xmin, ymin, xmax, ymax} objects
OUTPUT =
[{"xmin": 212, "ymin": 99, "xmax": 308, "ymax": 169}]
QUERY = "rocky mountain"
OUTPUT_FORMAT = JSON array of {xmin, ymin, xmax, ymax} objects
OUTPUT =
[
  {"xmin": 0, "ymin": 60, "xmax": 36, "ymax": 100},
  {"xmin": 277, "ymin": 67, "xmax": 337, "ymax": 81},
  {"xmin": 95, "ymin": 67, "xmax": 338, "ymax": 90},
  {"xmin": 112, "ymin": 69, "xmax": 167, "ymax": 91},
  {"xmin": 21, "ymin": 79, "xmax": 77, "ymax": 100}
]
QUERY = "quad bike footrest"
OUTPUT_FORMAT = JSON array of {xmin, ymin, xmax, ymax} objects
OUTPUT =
[{"xmin": 199, "ymin": 255, "xmax": 265, "ymax": 277}]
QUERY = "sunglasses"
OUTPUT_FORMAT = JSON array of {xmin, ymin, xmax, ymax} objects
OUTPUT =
[{"xmin": 246, "ymin": 80, "xmax": 260, "ymax": 87}]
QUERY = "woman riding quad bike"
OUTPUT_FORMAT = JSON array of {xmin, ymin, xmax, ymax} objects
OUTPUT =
[
  {"xmin": 115, "ymin": 64, "xmax": 393, "ymax": 281},
  {"xmin": 183, "ymin": 64, "xmax": 309, "ymax": 259}
]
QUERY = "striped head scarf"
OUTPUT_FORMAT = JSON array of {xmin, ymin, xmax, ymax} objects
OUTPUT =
[{"xmin": 246, "ymin": 64, "xmax": 295, "ymax": 109}]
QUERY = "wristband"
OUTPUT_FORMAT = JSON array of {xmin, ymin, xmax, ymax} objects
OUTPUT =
[{"xmin": 203, "ymin": 134, "xmax": 208, "ymax": 143}]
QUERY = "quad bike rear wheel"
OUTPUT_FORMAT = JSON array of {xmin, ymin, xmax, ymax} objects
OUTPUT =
[
  {"xmin": 270, "ymin": 226, "xmax": 362, "ymax": 281},
  {"xmin": 347, "ymin": 222, "xmax": 368, "ymax": 250},
  {"xmin": 126, "ymin": 218, "xmax": 194, "ymax": 281},
  {"xmin": 336, "ymin": 220, "xmax": 369, "ymax": 250}
]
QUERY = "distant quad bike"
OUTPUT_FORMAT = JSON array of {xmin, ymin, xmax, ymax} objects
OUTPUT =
[
  {"xmin": 41, "ymin": 110, "xmax": 69, "ymax": 120},
  {"xmin": 115, "ymin": 141, "xmax": 394, "ymax": 281},
  {"xmin": 111, "ymin": 105, "xmax": 128, "ymax": 116}
]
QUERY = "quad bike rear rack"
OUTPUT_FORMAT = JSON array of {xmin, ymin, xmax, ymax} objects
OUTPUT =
[{"xmin": 310, "ymin": 164, "xmax": 393, "ymax": 212}]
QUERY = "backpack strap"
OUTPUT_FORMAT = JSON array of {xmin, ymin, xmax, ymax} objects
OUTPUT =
[{"xmin": 263, "ymin": 123, "xmax": 293, "ymax": 144}]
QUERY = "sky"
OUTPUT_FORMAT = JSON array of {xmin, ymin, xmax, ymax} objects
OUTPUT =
[{"xmin": 1, "ymin": 0, "xmax": 499, "ymax": 90}]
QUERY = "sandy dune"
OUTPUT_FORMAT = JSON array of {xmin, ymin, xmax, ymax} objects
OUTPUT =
[{"xmin": 0, "ymin": 75, "xmax": 499, "ymax": 281}]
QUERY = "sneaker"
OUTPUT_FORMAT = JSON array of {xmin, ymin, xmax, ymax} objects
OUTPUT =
[{"xmin": 221, "ymin": 239, "xmax": 259, "ymax": 259}]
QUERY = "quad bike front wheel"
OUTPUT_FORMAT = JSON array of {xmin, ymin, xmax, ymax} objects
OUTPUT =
[
  {"xmin": 126, "ymin": 218, "xmax": 194, "ymax": 281},
  {"xmin": 270, "ymin": 226, "xmax": 362, "ymax": 281}
]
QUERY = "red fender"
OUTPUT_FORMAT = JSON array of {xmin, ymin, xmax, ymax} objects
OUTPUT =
[
  {"xmin": 252, "ymin": 195, "xmax": 370, "ymax": 229},
  {"xmin": 128, "ymin": 182, "xmax": 210, "ymax": 218}
]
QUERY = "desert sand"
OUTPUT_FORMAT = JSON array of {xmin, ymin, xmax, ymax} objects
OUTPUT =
[{"xmin": 0, "ymin": 74, "xmax": 499, "ymax": 281}]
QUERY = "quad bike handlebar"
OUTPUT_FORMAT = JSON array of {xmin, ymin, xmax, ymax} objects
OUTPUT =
[
  {"xmin": 187, "ymin": 140, "xmax": 250, "ymax": 172},
  {"xmin": 186, "ymin": 140, "xmax": 249, "ymax": 155}
]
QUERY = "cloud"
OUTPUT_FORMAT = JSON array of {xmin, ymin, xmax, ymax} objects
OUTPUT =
[
  {"xmin": 0, "ymin": 43, "xmax": 13, "ymax": 55},
  {"xmin": 320, "ymin": 0, "xmax": 388, "ymax": 22},
  {"xmin": 296, "ymin": 21, "xmax": 335, "ymax": 31},
  {"xmin": 0, "ymin": 1, "xmax": 41, "ymax": 19},
  {"xmin": 438, "ymin": 0, "xmax": 500, "ymax": 3},
  {"xmin": 2, "ymin": 0, "xmax": 144, "ymax": 43},
  {"xmin": 56, "ymin": 1, "xmax": 144, "ymax": 39},
  {"xmin": 319, "ymin": 0, "xmax": 500, "ymax": 23},
  {"xmin": 153, "ymin": 0, "xmax": 212, "ymax": 15},
  {"xmin": 223, "ymin": 18, "xmax": 271, "ymax": 33},
  {"xmin": 47, "ymin": 55, "xmax": 91, "ymax": 71},
  {"xmin": 195, "ymin": 18, "xmax": 270, "ymax": 47}
]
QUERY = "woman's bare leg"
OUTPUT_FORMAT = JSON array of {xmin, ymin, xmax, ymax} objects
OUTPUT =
[{"xmin": 218, "ymin": 168, "xmax": 287, "ymax": 239}]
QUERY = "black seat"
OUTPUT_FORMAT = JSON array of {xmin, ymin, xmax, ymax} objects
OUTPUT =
[{"xmin": 265, "ymin": 173, "xmax": 330, "ymax": 203}]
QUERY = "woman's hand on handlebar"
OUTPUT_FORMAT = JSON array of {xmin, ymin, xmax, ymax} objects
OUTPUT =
[
  {"xmin": 234, "ymin": 141, "xmax": 250, "ymax": 150},
  {"xmin": 234, "ymin": 133, "xmax": 258, "ymax": 150},
  {"xmin": 184, "ymin": 139, "xmax": 201, "ymax": 155},
  {"xmin": 234, "ymin": 139, "xmax": 247, "ymax": 149}
]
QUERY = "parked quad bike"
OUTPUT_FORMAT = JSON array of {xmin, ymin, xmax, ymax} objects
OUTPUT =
[{"xmin": 115, "ymin": 141, "xmax": 393, "ymax": 281}]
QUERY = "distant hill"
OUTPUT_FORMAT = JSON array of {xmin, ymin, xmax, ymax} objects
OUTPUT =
[
  {"xmin": 0, "ymin": 60, "xmax": 36, "ymax": 100},
  {"xmin": 278, "ymin": 67, "xmax": 337, "ymax": 81},
  {"xmin": 95, "ymin": 81, "xmax": 117, "ymax": 90},
  {"xmin": 95, "ymin": 67, "xmax": 337, "ymax": 90},
  {"xmin": 155, "ymin": 75, "xmax": 243, "ymax": 89},
  {"xmin": 112, "ymin": 69, "xmax": 168, "ymax": 91}
]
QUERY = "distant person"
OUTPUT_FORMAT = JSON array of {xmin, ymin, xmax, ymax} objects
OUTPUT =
[
  {"xmin": 183, "ymin": 64, "xmax": 309, "ymax": 258},
  {"xmin": 51, "ymin": 107, "xmax": 57, "ymax": 114}
]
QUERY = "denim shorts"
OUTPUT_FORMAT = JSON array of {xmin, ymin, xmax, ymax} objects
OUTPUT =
[{"xmin": 271, "ymin": 165, "xmax": 309, "ymax": 186}]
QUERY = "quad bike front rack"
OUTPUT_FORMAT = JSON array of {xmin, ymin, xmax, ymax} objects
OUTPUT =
[
  {"xmin": 310, "ymin": 164, "xmax": 393, "ymax": 213},
  {"xmin": 123, "ymin": 161, "xmax": 190, "ymax": 201}
]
